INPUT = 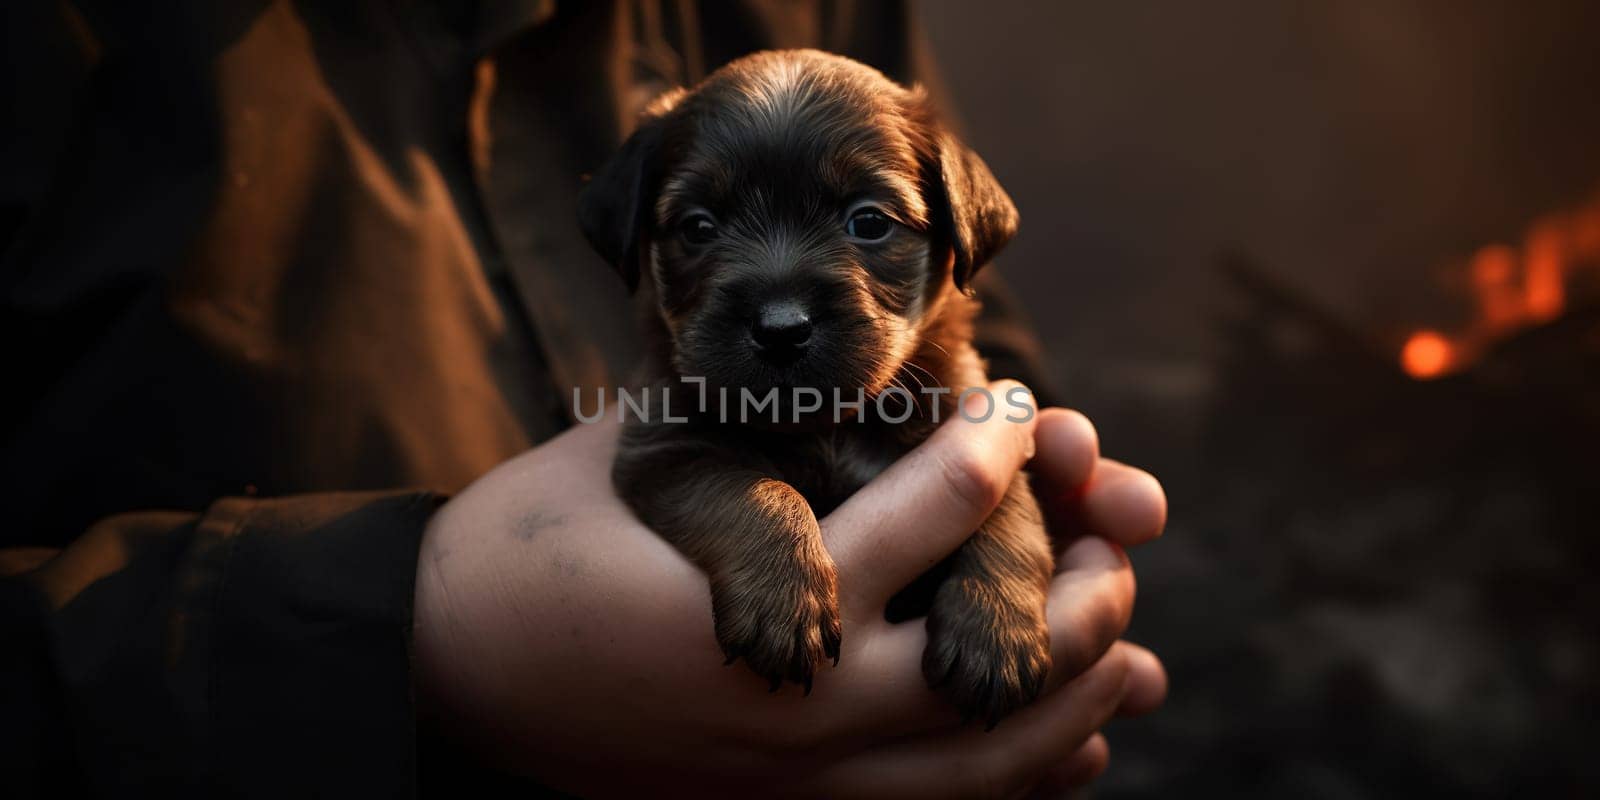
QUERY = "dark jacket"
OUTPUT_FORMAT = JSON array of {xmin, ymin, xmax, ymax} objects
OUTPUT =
[{"xmin": 0, "ymin": 1, "xmax": 1049, "ymax": 795}]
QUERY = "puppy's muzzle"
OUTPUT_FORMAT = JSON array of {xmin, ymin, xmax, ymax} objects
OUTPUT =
[{"xmin": 751, "ymin": 300, "xmax": 813, "ymax": 365}]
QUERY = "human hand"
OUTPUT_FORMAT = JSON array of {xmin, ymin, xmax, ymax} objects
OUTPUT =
[
  {"xmin": 412, "ymin": 382, "xmax": 1166, "ymax": 797},
  {"xmin": 1018, "ymin": 406, "xmax": 1170, "ymax": 793}
]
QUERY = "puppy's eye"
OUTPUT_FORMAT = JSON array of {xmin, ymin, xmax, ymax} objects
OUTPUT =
[
  {"xmin": 680, "ymin": 214, "xmax": 719, "ymax": 246},
  {"xmin": 846, "ymin": 208, "xmax": 894, "ymax": 242}
]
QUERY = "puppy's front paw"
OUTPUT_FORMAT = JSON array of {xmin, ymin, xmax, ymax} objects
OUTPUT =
[
  {"xmin": 923, "ymin": 577, "xmax": 1051, "ymax": 728},
  {"xmin": 711, "ymin": 548, "xmax": 842, "ymax": 693}
]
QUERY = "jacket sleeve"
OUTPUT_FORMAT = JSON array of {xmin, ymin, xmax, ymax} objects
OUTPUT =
[{"xmin": 1, "ymin": 490, "xmax": 443, "ymax": 799}]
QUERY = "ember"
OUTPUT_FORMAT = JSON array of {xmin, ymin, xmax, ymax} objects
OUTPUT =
[
  {"xmin": 1400, "ymin": 189, "xmax": 1600, "ymax": 377},
  {"xmin": 1399, "ymin": 330, "xmax": 1453, "ymax": 380}
]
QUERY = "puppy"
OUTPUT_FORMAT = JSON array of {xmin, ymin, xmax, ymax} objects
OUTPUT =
[{"xmin": 578, "ymin": 50, "xmax": 1052, "ymax": 726}]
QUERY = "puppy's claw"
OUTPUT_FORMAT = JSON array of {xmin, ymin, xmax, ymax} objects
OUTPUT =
[
  {"xmin": 823, "ymin": 615, "xmax": 843, "ymax": 668},
  {"xmin": 712, "ymin": 552, "xmax": 842, "ymax": 695}
]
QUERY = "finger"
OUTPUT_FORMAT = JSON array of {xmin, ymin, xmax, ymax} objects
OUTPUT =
[
  {"xmin": 1060, "ymin": 732, "xmax": 1112, "ymax": 786},
  {"xmin": 1025, "ymin": 733, "xmax": 1110, "ymax": 797},
  {"xmin": 1027, "ymin": 408, "xmax": 1100, "ymax": 506},
  {"xmin": 1041, "ymin": 536, "xmax": 1135, "ymax": 694},
  {"xmin": 823, "ymin": 381, "xmax": 1039, "ymax": 610},
  {"xmin": 812, "ymin": 642, "xmax": 1137, "ymax": 800},
  {"xmin": 1116, "ymin": 641, "xmax": 1168, "ymax": 717},
  {"xmin": 1078, "ymin": 459, "xmax": 1167, "ymax": 548}
]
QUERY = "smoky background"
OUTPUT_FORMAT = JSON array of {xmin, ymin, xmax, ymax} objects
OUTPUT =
[{"xmin": 920, "ymin": 1, "xmax": 1600, "ymax": 795}]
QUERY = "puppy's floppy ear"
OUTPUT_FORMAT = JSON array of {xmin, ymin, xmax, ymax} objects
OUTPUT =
[
  {"xmin": 578, "ymin": 98, "xmax": 679, "ymax": 291},
  {"xmin": 928, "ymin": 131, "xmax": 1019, "ymax": 293}
]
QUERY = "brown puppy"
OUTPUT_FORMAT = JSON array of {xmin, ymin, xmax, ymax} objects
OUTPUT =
[{"xmin": 578, "ymin": 50, "xmax": 1052, "ymax": 726}]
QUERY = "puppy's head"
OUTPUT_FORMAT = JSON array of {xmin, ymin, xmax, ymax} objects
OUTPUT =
[{"xmin": 580, "ymin": 49, "xmax": 1017, "ymax": 402}]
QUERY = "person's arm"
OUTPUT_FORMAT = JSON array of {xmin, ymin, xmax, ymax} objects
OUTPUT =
[
  {"xmin": 1, "ymin": 491, "xmax": 441, "ymax": 798},
  {"xmin": 413, "ymin": 383, "xmax": 1166, "ymax": 797},
  {"xmin": 1, "ymin": 384, "xmax": 1163, "ymax": 798}
]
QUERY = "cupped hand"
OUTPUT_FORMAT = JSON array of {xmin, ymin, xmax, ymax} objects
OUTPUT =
[{"xmin": 413, "ymin": 383, "xmax": 1166, "ymax": 797}]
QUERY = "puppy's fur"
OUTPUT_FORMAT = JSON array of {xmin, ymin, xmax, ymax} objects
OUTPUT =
[{"xmin": 579, "ymin": 50, "xmax": 1052, "ymax": 726}]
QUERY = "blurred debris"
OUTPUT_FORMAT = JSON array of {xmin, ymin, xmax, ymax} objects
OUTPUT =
[{"xmin": 1103, "ymin": 254, "xmax": 1600, "ymax": 798}]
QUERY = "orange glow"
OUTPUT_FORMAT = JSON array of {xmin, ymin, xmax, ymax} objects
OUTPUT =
[
  {"xmin": 1522, "ymin": 222, "xmax": 1566, "ymax": 321},
  {"xmin": 1401, "ymin": 330, "xmax": 1454, "ymax": 379},
  {"xmin": 1469, "ymin": 245, "xmax": 1521, "ymax": 328},
  {"xmin": 1397, "ymin": 188, "xmax": 1600, "ymax": 379}
]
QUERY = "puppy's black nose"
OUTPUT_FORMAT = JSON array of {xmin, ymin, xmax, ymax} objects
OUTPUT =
[{"xmin": 752, "ymin": 302, "xmax": 813, "ymax": 360}]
